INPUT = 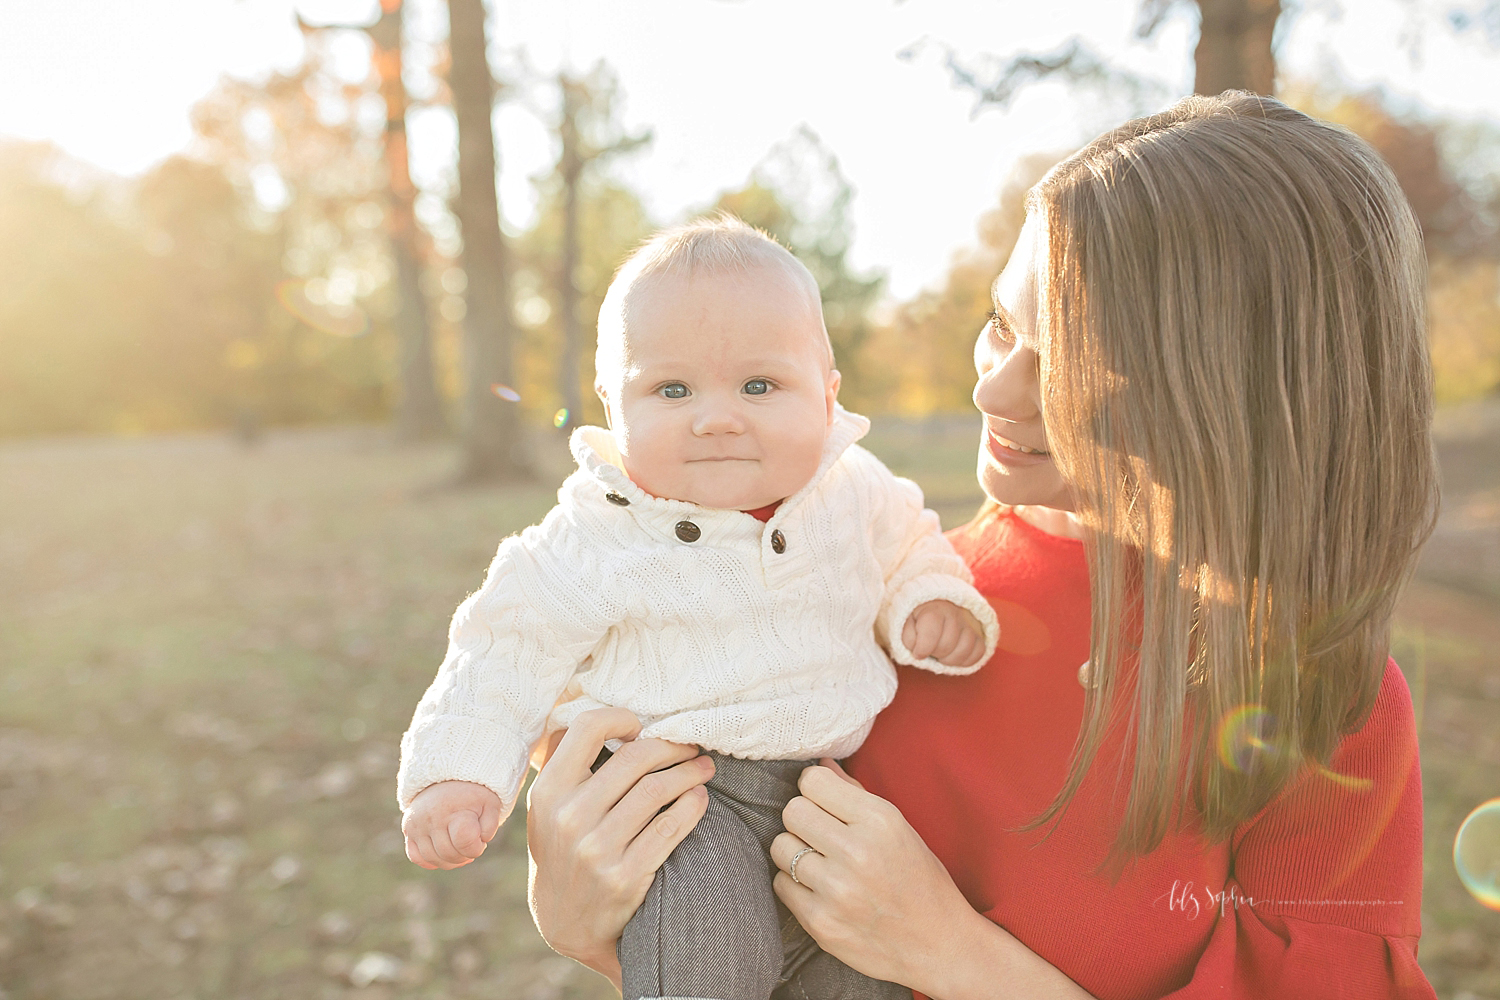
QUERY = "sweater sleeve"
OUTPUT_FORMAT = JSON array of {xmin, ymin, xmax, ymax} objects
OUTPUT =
[
  {"xmin": 1159, "ymin": 660, "xmax": 1435, "ymax": 1000},
  {"xmin": 396, "ymin": 510, "xmax": 616, "ymax": 819},
  {"xmin": 852, "ymin": 449, "xmax": 999, "ymax": 674}
]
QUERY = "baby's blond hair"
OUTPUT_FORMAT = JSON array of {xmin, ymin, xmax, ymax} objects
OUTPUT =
[{"xmin": 594, "ymin": 214, "xmax": 832, "ymax": 388}]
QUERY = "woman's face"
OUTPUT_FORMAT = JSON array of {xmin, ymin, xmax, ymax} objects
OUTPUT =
[{"xmin": 972, "ymin": 213, "xmax": 1076, "ymax": 512}]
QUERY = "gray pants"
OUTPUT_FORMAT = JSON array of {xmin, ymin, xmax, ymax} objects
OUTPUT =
[{"xmin": 613, "ymin": 751, "xmax": 911, "ymax": 1000}]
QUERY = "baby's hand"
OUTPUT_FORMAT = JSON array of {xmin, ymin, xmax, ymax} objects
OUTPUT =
[
  {"xmin": 402, "ymin": 780, "xmax": 503, "ymax": 871},
  {"xmin": 902, "ymin": 600, "xmax": 987, "ymax": 668}
]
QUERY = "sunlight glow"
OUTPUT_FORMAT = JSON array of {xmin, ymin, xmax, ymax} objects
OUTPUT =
[{"xmin": 0, "ymin": 0, "xmax": 1495, "ymax": 298}]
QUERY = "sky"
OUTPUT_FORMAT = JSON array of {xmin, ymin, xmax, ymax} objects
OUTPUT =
[{"xmin": 1, "ymin": 0, "xmax": 1497, "ymax": 299}]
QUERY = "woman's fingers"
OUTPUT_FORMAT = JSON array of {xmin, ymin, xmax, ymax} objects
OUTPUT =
[
  {"xmin": 818, "ymin": 758, "xmax": 865, "ymax": 790},
  {"xmin": 619, "ymin": 780, "xmax": 710, "ymax": 876},
  {"xmin": 783, "ymin": 791, "xmax": 852, "ymax": 856},
  {"xmin": 796, "ymin": 763, "xmax": 879, "ymax": 825},
  {"xmin": 525, "ymin": 722, "xmax": 713, "ymax": 983},
  {"xmin": 769, "ymin": 833, "xmax": 821, "ymax": 925},
  {"xmin": 565, "ymin": 737, "xmax": 708, "ymax": 840},
  {"xmin": 769, "ymin": 830, "xmax": 823, "ymax": 885},
  {"xmin": 772, "ymin": 869, "xmax": 816, "ymax": 911},
  {"xmin": 529, "ymin": 712, "xmax": 702, "ymax": 850},
  {"xmin": 597, "ymin": 750, "xmax": 715, "ymax": 844},
  {"xmin": 533, "ymin": 707, "xmax": 643, "ymax": 792}
]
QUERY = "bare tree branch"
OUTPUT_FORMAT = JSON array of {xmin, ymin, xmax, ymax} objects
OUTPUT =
[
  {"xmin": 902, "ymin": 37, "xmax": 1172, "ymax": 116},
  {"xmin": 1447, "ymin": 0, "xmax": 1500, "ymax": 45},
  {"xmin": 1135, "ymin": 0, "xmax": 1189, "ymax": 39}
]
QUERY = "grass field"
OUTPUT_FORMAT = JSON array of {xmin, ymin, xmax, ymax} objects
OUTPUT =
[{"xmin": 0, "ymin": 415, "xmax": 1496, "ymax": 1000}]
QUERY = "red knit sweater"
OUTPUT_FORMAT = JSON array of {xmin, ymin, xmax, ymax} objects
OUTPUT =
[{"xmin": 849, "ymin": 507, "xmax": 1433, "ymax": 1000}]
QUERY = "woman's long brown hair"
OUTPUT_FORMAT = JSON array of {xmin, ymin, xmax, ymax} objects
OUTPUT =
[{"xmin": 1028, "ymin": 93, "xmax": 1439, "ymax": 862}]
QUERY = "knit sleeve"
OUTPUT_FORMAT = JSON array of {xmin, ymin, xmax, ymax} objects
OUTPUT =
[
  {"xmin": 1159, "ymin": 660, "xmax": 1435, "ymax": 1000},
  {"xmin": 851, "ymin": 449, "xmax": 999, "ymax": 674},
  {"xmin": 396, "ymin": 510, "xmax": 616, "ymax": 818}
]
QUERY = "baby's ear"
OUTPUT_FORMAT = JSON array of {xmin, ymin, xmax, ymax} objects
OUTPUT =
[{"xmin": 825, "ymin": 368, "xmax": 842, "ymax": 422}]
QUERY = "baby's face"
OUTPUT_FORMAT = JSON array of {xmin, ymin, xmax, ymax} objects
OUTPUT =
[{"xmin": 600, "ymin": 266, "xmax": 839, "ymax": 510}]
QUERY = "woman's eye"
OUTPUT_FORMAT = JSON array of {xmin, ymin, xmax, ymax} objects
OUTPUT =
[
  {"xmin": 742, "ymin": 379, "xmax": 770, "ymax": 396},
  {"xmin": 987, "ymin": 309, "xmax": 1015, "ymax": 344},
  {"xmin": 659, "ymin": 383, "xmax": 689, "ymax": 399}
]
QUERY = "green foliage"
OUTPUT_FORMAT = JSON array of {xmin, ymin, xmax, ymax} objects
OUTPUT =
[
  {"xmin": 867, "ymin": 151, "xmax": 1063, "ymax": 416},
  {"xmin": 510, "ymin": 177, "xmax": 655, "ymax": 428},
  {"xmin": 0, "ymin": 38, "xmax": 415, "ymax": 439},
  {"xmin": 704, "ymin": 127, "xmax": 888, "ymax": 412},
  {"xmin": 505, "ymin": 63, "xmax": 656, "ymax": 432},
  {"xmin": 1286, "ymin": 86, "xmax": 1500, "ymax": 401},
  {"xmin": 189, "ymin": 47, "xmax": 402, "ymax": 427},
  {"xmin": 0, "ymin": 140, "xmax": 394, "ymax": 437},
  {"xmin": 0, "ymin": 143, "xmax": 154, "ymax": 435}
]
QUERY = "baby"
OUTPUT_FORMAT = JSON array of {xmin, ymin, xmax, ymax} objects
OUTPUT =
[{"xmin": 397, "ymin": 216, "xmax": 998, "ymax": 1000}]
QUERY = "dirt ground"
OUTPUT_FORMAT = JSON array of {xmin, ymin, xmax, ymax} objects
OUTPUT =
[{"xmin": 0, "ymin": 412, "xmax": 1495, "ymax": 1000}]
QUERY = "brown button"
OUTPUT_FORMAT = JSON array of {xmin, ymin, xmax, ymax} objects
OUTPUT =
[
  {"xmin": 770, "ymin": 529, "xmax": 786, "ymax": 554},
  {"xmin": 605, "ymin": 492, "xmax": 630, "ymax": 506},
  {"xmin": 674, "ymin": 520, "xmax": 701, "ymax": 543}
]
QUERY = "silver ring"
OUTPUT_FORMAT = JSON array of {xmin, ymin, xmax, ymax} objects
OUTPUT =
[{"xmin": 788, "ymin": 846, "xmax": 818, "ymax": 885}]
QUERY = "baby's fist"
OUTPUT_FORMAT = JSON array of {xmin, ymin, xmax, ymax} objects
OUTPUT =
[
  {"xmin": 402, "ymin": 780, "xmax": 503, "ymax": 870},
  {"xmin": 902, "ymin": 600, "xmax": 987, "ymax": 668}
]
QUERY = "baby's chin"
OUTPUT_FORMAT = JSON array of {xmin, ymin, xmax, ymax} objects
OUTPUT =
[
  {"xmin": 635, "ymin": 470, "xmax": 785, "ymax": 511},
  {"xmin": 677, "ymin": 485, "xmax": 784, "ymax": 511}
]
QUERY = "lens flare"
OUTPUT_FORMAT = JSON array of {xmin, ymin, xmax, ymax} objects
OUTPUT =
[
  {"xmin": 274, "ymin": 279, "xmax": 369, "ymax": 338},
  {"xmin": 553, "ymin": 408, "xmax": 570, "ymax": 428},
  {"xmin": 1454, "ymin": 798, "xmax": 1500, "ymax": 911},
  {"xmin": 1216, "ymin": 704, "xmax": 1276, "ymax": 774},
  {"xmin": 490, "ymin": 384, "xmax": 521, "ymax": 402},
  {"xmin": 1313, "ymin": 764, "xmax": 1374, "ymax": 793}
]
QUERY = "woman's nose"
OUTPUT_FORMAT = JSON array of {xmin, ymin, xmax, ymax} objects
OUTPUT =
[{"xmin": 973, "ymin": 338, "xmax": 1041, "ymax": 424}]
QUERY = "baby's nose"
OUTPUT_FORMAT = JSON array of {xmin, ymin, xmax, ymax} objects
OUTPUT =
[{"xmin": 692, "ymin": 402, "xmax": 745, "ymax": 434}]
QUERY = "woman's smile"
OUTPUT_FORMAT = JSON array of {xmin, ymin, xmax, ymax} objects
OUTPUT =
[{"xmin": 985, "ymin": 428, "xmax": 1050, "ymax": 463}]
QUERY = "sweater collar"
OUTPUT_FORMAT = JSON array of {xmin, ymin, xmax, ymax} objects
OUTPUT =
[{"xmin": 568, "ymin": 405, "xmax": 870, "ymax": 521}]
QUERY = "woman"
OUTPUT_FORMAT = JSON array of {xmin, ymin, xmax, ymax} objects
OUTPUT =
[{"xmin": 525, "ymin": 93, "xmax": 1439, "ymax": 999}]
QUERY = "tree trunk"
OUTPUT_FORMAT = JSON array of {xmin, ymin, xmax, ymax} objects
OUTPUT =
[
  {"xmin": 447, "ymin": 0, "xmax": 531, "ymax": 482},
  {"xmin": 371, "ymin": 0, "xmax": 445, "ymax": 440},
  {"xmin": 556, "ymin": 75, "xmax": 584, "ymax": 433},
  {"xmin": 1193, "ymin": 0, "xmax": 1281, "ymax": 96}
]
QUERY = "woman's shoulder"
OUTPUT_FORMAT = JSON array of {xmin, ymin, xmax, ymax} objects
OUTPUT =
[
  {"xmin": 1251, "ymin": 657, "xmax": 1419, "ymax": 818},
  {"xmin": 1341, "ymin": 657, "xmax": 1420, "ymax": 760},
  {"xmin": 1228, "ymin": 658, "xmax": 1424, "ymax": 938}
]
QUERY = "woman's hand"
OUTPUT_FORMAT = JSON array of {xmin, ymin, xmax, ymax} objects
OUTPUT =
[
  {"xmin": 770, "ymin": 760, "xmax": 977, "ymax": 991},
  {"xmin": 525, "ymin": 707, "xmax": 714, "ymax": 987},
  {"xmin": 771, "ymin": 760, "xmax": 1094, "ymax": 999}
]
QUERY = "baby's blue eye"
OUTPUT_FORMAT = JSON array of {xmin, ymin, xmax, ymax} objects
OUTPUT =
[
  {"xmin": 743, "ymin": 379, "xmax": 770, "ymax": 395},
  {"xmin": 659, "ymin": 383, "xmax": 689, "ymax": 399}
]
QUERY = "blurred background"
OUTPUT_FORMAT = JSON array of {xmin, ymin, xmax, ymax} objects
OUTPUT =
[{"xmin": 1, "ymin": 1, "xmax": 1498, "ymax": 997}]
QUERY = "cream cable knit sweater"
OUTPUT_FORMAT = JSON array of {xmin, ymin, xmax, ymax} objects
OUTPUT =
[{"xmin": 397, "ymin": 407, "xmax": 999, "ymax": 818}]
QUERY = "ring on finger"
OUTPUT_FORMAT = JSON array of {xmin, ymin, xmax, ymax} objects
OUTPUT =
[{"xmin": 788, "ymin": 846, "xmax": 819, "ymax": 885}]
